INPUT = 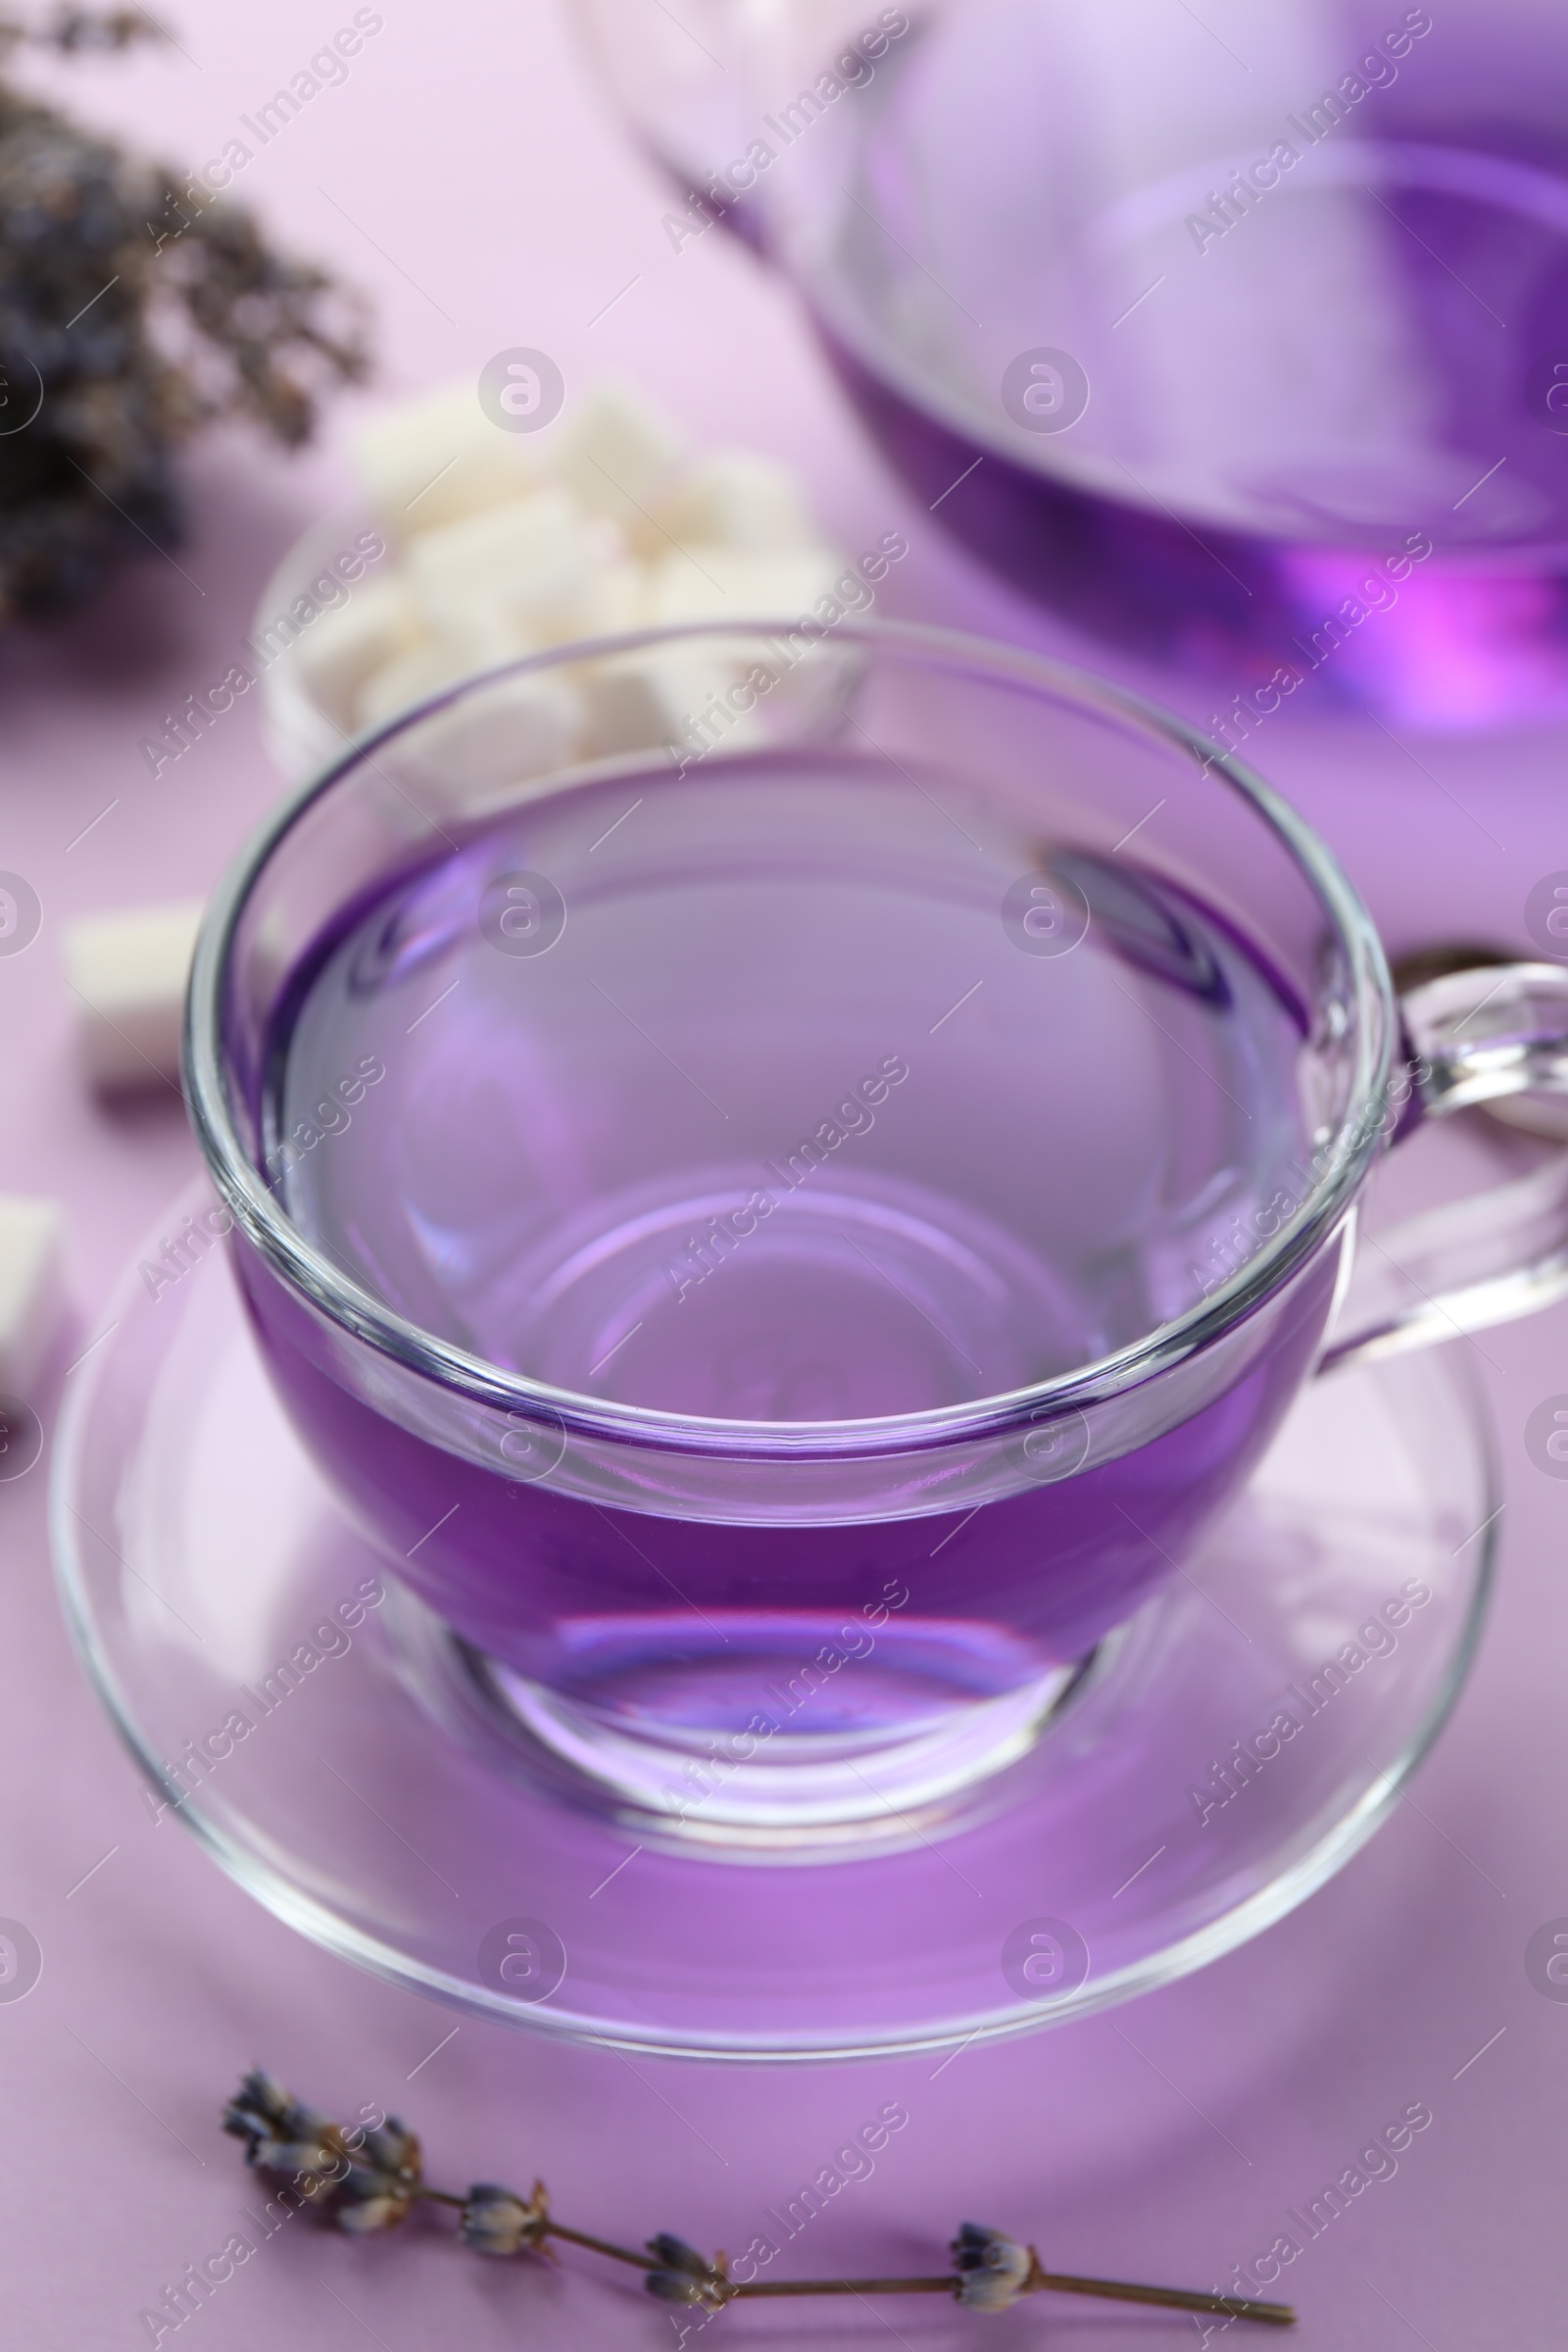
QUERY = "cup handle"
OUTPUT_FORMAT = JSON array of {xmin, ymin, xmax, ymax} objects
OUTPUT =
[{"xmin": 1320, "ymin": 960, "xmax": 1568, "ymax": 1374}]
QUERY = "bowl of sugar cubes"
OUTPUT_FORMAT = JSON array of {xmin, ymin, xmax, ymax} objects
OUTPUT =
[{"xmin": 253, "ymin": 371, "xmax": 876, "ymax": 780}]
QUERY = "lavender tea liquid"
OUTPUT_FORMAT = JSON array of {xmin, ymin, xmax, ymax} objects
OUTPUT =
[
  {"xmin": 779, "ymin": 0, "xmax": 1568, "ymax": 723},
  {"xmin": 240, "ymin": 746, "xmax": 1331, "ymax": 1815}
]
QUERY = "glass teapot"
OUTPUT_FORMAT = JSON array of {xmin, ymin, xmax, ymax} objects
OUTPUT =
[{"xmin": 579, "ymin": 0, "xmax": 1568, "ymax": 728}]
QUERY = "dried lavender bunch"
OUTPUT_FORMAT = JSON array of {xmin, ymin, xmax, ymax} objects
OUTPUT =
[
  {"xmin": 0, "ymin": 9, "xmax": 367, "ymax": 618},
  {"xmin": 222, "ymin": 2069, "xmax": 1297, "ymax": 2328}
]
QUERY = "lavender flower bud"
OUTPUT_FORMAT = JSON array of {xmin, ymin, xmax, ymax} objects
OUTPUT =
[
  {"xmin": 334, "ymin": 2187, "xmax": 415, "ymax": 2235},
  {"xmin": 952, "ymin": 2222, "xmax": 1036, "ymax": 2310},
  {"xmin": 223, "ymin": 2072, "xmax": 345, "ymax": 2199},
  {"xmin": 460, "ymin": 2182, "xmax": 549, "ymax": 2257},
  {"xmin": 330, "ymin": 2118, "xmax": 421, "ymax": 2234},
  {"xmin": 356, "ymin": 2120, "xmax": 420, "ymax": 2182},
  {"xmin": 250, "ymin": 2136, "xmax": 339, "ymax": 2180},
  {"xmin": 223, "ymin": 2069, "xmax": 332, "ymax": 2165},
  {"xmin": 644, "ymin": 2234, "xmax": 731, "ymax": 2308}
]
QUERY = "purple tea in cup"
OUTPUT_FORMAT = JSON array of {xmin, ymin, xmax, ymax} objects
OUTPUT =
[{"xmin": 189, "ymin": 622, "xmax": 1568, "ymax": 1836}]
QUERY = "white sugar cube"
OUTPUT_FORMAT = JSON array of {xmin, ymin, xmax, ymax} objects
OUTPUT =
[
  {"xmin": 294, "ymin": 578, "xmax": 418, "ymax": 731},
  {"xmin": 353, "ymin": 383, "xmax": 536, "ymax": 538},
  {"xmin": 648, "ymin": 450, "xmax": 817, "ymax": 555},
  {"xmin": 547, "ymin": 375, "xmax": 687, "ymax": 531},
  {"xmin": 645, "ymin": 544, "xmax": 846, "ymax": 629},
  {"xmin": 574, "ymin": 560, "xmax": 650, "ymax": 641},
  {"xmin": 581, "ymin": 647, "xmax": 746, "ymax": 760},
  {"xmin": 403, "ymin": 490, "xmax": 584, "ymax": 612},
  {"xmin": 403, "ymin": 490, "xmax": 603, "ymax": 647},
  {"xmin": 358, "ymin": 641, "xmax": 452, "ymax": 729},
  {"xmin": 63, "ymin": 901, "xmax": 204, "ymax": 1092},
  {"xmin": 398, "ymin": 671, "xmax": 583, "ymax": 798},
  {"xmin": 356, "ymin": 634, "xmax": 513, "ymax": 730},
  {"xmin": 0, "ymin": 1198, "xmax": 65, "ymax": 1397}
]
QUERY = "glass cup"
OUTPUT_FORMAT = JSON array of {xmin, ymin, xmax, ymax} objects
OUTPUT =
[
  {"xmin": 185, "ymin": 618, "xmax": 1568, "ymax": 1843},
  {"xmin": 579, "ymin": 0, "xmax": 1568, "ymax": 727}
]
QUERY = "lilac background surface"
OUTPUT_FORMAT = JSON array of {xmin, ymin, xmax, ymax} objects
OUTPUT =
[{"xmin": 1, "ymin": 6, "xmax": 1565, "ymax": 2345}]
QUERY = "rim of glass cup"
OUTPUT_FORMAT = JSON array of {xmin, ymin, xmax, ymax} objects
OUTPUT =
[{"xmin": 185, "ymin": 616, "xmax": 1394, "ymax": 1461}]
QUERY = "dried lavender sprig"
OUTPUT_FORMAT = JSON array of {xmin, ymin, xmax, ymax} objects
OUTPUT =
[{"xmin": 224, "ymin": 2075, "xmax": 1297, "ymax": 2327}]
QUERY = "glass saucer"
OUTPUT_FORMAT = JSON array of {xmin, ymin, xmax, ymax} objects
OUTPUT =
[{"xmin": 52, "ymin": 1188, "xmax": 1494, "ymax": 2062}]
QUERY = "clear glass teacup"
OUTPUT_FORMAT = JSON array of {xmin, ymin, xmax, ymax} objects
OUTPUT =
[{"xmin": 186, "ymin": 619, "xmax": 1568, "ymax": 1842}]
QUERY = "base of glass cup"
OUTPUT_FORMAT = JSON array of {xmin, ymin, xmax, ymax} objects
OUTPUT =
[{"xmin": 402, "ymin": 1634, "xmax": 1102, "ymax": 1850}]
